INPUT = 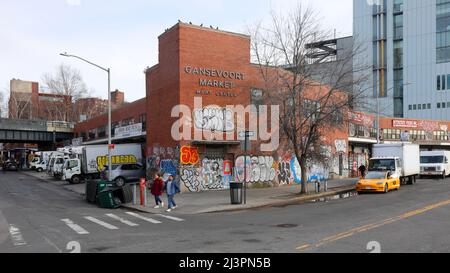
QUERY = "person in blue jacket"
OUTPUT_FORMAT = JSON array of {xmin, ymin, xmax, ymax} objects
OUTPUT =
[{"xmin": 164, "ymin": 174, "xmax": 180, "ymax": 212}]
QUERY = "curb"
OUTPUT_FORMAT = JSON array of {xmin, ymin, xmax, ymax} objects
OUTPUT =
[
  {"xmin": 120, "ymin": 185, "xmax": 356, "ymax": 215},
  {"xmin": 199, "ymin": 186, "xmax": 356, "ymax": 214}
]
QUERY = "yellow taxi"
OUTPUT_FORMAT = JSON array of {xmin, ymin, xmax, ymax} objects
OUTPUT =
[{"xmin": 356, "ymin": 171, "xmax": 401, "ymax": 193}]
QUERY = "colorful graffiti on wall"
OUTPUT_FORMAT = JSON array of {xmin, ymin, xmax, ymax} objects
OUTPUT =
[
  {"xmin": 180, "ymin": 157, "xmax": 231, "ymax": 192},
  {"xmin": 235, "ymin": 156, "xmax": 276, "ymax": 183},
  {"xmin": 180, "ymin": 146, "xmax": 200, "ymax": 165},
  {"xmin": 193, "ymin": 107, "xmax": 234, "ymax": 132}
]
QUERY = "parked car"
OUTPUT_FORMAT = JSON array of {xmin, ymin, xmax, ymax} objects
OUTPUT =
[
  {"xmin": 3, "ymin": 160, "xmax": 19, "ymax": 172},
  {"xmin": 356, "ymin": 171, "xmax": 401, "ymax": 194},
  {"xmin": 101, "ymin": 163, "xmax": 146, "ymax": 187}
]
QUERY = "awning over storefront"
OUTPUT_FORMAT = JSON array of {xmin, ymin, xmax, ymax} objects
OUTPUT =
[{"xmin": 348, "ymin": 137, "xmax": 378, "ymax": 144}]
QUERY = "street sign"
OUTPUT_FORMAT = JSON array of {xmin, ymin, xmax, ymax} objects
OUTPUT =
[
  {"xmin": 115, "ymin": 123, "xmax": 143, "ymax": 139},
  {"xmin": 239, "ymin": 131, "xmax": 255, "ymax": 138}
]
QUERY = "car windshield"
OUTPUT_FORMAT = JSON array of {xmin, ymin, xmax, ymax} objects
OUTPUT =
[
  {"xmin": 102, "ymin": 165, "xmax": 120, "ymax": 171},
  {"xmin": 364, "ymin": 172, "xmax": 387, "ymax": 179},
  {"xmin": 369, "ymin": 159, "xmax": 395, "ymax": 171},
  {"xmin": 421, "ymin": 156, "xmax": 444, "ymax": 164}
]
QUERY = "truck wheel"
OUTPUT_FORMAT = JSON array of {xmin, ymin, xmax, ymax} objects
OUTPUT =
[
  {"xmin": 71, "ymin": 175, "xmax": 81, "ymax": 185},
  {"xmin": 37, "ymin": 168, "xmax": 43, "ymax": 173},
  {"xmin": 115, "ymin": 177, "xmax": 126, "ymax": 187}
]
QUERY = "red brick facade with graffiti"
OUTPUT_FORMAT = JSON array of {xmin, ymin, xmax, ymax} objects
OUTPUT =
[{"xmin": 145, "ymin": 23, "xmax": 350, "ymax": 192}]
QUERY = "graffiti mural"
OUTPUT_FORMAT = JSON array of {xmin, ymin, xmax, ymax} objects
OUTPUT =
[
  {"xmin": 180, "ymin": 146, "xmax": 200, "ymax": 165},
  {"xmin": 180, "ymin": 157, "xmax": 230, "ymax": 192},
  {"xmin": 160, "ymin": 159, "xmax": 178, "ymax": 176},
  {"xmin": 235, "ymin": 156, "xmax": 276, "ymax": 183},
  {"xmin": 278, "ymin": 161, "xmax": 292, "ymax": 185},
  {"xmin": 193, "ymin": 107, "xmax": 234, "ymax": 132},
  {"xmin": 200, "ymin": 158, "xmax": 225, "ymax": 190},
  {"xmin": 180, "ymin": 166, "xmax": 202, "ymax": 192}
]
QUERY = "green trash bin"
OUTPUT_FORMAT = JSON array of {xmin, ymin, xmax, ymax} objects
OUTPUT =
[{"xmin": 97, "ymin": 187, "xmax": 122, "ymax": 209}]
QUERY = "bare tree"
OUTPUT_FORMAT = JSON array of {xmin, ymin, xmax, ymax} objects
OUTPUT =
[
  {"xmin": 42, "ymin": 64, "xmax": 88, "ymax": 121},
  {"xmin": 250, "ymin": 4, "xmax": 370, "ymax": 194}
]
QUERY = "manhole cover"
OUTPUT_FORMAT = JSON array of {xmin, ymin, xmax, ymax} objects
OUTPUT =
[{"xmin": 274, "ymin": 224, "xmax": 298, "ymax": 228}]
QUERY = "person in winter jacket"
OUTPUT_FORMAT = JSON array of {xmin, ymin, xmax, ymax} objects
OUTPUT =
[
  {"xmin": 164, "ymin": 174, "xmax": 180, "ymax": 212},
  {"xmin": 151, "ymin": 173, "xmax": 165, "ymax": 209}
]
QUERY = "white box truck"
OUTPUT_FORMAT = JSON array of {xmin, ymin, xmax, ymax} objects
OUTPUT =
[
  {"xmin": 420, "ymin": 151, "xmax": 450, "ymax": 179},
  {"xmin": 30, "ymin": 151, "xmax": 53, "ymax": 172},
  {"xmin": 369, "ymin": 143, "xmax": 420, "ymax": 185},
  {"xmin": 62, "ymin": 144, "xmax": 143, "ymax": 184}
]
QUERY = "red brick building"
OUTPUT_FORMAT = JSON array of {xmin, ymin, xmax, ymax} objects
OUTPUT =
[
  {"xmin": 74, "ymin": 22, "xmax": 450, "ymax": 193},
  {"xmin": 74, "ymin": 98, "xmax": 147, "ymax": 144},
  {"xmin": 143, "ymin": 23, "xmax": 350, "ymax": 192}
]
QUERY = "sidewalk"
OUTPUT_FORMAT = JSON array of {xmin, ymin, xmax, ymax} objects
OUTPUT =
[
  {"xmin": 22, "ymin": 170, "xmax": 358, "ymax": 215},
  {"xmin": 122, "ymin": 179, "xmax": 358, "ymax": 215}
]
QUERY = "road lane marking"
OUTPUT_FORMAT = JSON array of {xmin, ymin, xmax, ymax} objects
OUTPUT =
[
  {"xmin": 125, "ymin": 212, "xmax": 162, "ymax": 224},
  {"xmin": 61, "ymin": 219, "xmax": 90, "ymax": 235},
  {"xmin": 106, "ymin": 214, "xmax": 139, "ymax": 227},
  {"xmin": 296, "ymin": 199, "xmax": 450, "ymax": 251},
  {"xmin": 155, "ymin": 214, "xmax": 185, "ymax": 222},
  {"xmin": 9, "ymin": 225, "xmax": 27, "ymax": 246},
  {"xmin": 84, "ymin": 217, "xmax": 119, "ymax": 230}
]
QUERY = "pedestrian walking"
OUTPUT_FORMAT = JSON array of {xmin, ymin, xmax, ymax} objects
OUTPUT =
[
  {"xmin": 150, "ymin": 173, "xmax": 165, "ymax": 209},
  {"xmin": 358, "ymin": 164, "xmax": 366, "ymax": 178},
  {"xmin": 164, "ymin": 174, "xmax": 180, "ymax": 212}
]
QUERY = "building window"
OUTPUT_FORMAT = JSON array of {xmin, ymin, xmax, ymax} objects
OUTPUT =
[
  {"xmin": 437, "ymin": 0, "xmax": 450, "ymax": 63},
  {"xmin": 438, "ymin": 75, "xmax": 441, "ymax": 90},
  {"xmin": 413, "ymin": 104, "xmax": 417, "ymax": 110},
  {"xmin": 409, "ymin": 105, "xmax": 412, "ymax": 110},
  {"xmin": 88, "ymin": 129, "xmax": 96, "ymax": 140},
  {"xmin": 121, "ymin": 118, "xmax": 133, "ymax": 126},
  {"xmin": 418, "ymin": 104, "xmax": 422, "ymax": 110},
  {"xmin": 438, "ymin": 103, "xmax": 441, "ymax": 108},
  {"xmin": 434, "ymin": 131, "xmax": 449, "ymax": 141},
  {"xmin": 139, "ymin": 114, "xmax": 147, "ymax": 131},
  {"xmin": 428, "ymin": 103, "xmax": 432, "ymax": 109},
  {"xmin": 97, "ymin": 126, "xmax": 106, "ymax": 138},
  {"xmin": 443, "ymin": 102, "xmax": 447, "ymax": 108}
]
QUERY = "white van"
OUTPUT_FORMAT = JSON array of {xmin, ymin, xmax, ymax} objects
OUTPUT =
[{"xmin": 420, "ymin": 151, "xmax": 450, "ymax": 179}]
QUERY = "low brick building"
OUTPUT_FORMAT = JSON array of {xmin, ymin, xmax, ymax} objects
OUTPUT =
[{"xmin": 73, "ymin": 22, "xmax": 450, "ymax": 193}]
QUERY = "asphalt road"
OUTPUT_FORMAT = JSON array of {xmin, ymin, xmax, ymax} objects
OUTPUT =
[{"xmin": 1, "ymin": 171, "xmax": 450, "ymax": 253}]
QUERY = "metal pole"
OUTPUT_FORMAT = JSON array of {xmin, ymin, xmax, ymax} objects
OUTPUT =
[
  {"xmin": 107, "ymin": 69, "xmax": 112, "ymax": 182},
  {"xmin": 244, "ymin": 132, "xmax": 248, "ymax": 205},
  {"xmin": 376, "ymin": 87, "xmax": 380, "ymax": 144}
]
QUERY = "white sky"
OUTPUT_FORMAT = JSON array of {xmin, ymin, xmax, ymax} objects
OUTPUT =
[{"xmin": 0, "ymin": 0, "xmax": 353, "ymax": 102}]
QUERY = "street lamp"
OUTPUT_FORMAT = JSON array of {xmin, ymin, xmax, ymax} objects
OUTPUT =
[{"xmin": 60, "ymin": 52, "xmax": 113, "ymax": 182}]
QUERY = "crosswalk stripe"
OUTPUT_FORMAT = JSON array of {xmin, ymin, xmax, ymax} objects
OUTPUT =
[
  {"xmin": 84, "ymin": 216, "xmax": 119, "ymax": 230},
  {"xmin": 61, "ymin": 219, "xmax": 90, "ymax": 235},
  {"xmin": 155, "ymin": 214, "xmax": 185, "ymax": 222},
  {"xmin": 9, "ymin": 225, "xmax": 27, "ymax": 246},
  {"xmin": 125, "ymin": 212, "xmax": 162, "ymax": 224},
  {"xmin": 106, "ymin": 214, "xmax": 139, "ymax": 227}
]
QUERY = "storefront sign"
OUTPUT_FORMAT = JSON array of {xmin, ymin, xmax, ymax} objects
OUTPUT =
[
  {"xmin": 349, "ymin": 111, "xmax": 375, "ymax": 127},
  {"xmin": 185, "ymin": 65, "xmax": 244, "ymax": 97},
  {"xmin": 115, "ymin": 123, "xmax": 143, "ymax": 139},
  {"xmin": 393, "ymin": 120, "xmax": 418, "ymax": 128}
]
